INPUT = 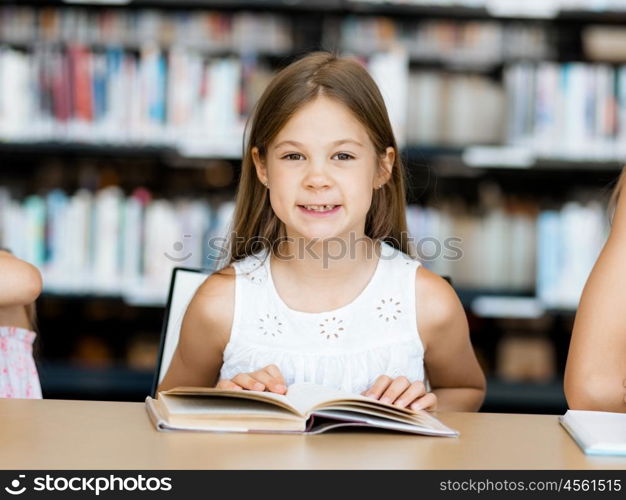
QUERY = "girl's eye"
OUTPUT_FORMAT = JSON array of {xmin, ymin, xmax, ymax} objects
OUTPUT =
[
  {"xmin": 281, "ymin": 153, "xmax": 304, "ymax": 161},
  {"xmin": 333, "ymin": 152, "xmax": 355, "ymax": 161}
]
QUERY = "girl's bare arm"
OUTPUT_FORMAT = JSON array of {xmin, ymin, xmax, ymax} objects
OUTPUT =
[
  {"xmin": 416, "ymin": 267, "xmax": 486, "ymax": 412},
  {"xmin": 157, "ymin": 267, "xmax": 235, "ymax": 392},
  {"xmin": 564, "ymin": 192, "xmax": 626, "ymax": 412},
  {"xmin": 0, "ymin": 250, "xmax": 42, "ymax": 306}
]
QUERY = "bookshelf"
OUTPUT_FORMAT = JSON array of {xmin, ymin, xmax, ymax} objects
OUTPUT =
[{"xmin": 2, "ymin": 0, "xmax": 625, "ymax": 412}]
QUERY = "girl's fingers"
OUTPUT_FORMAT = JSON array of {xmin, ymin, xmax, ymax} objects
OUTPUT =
[
  {"xmin": 380, "ymin": 376, "xmax": 411, "ymax": 405},
  {"xmin": 215, "ymin": 379, "xmax": 243, "ymax": 390},
  {"xmin": 263, "ymin": 364, "xmax": 287, "ymax": 393},
  {"xmin": 410, "ymin": 392, "xmax": 438, "ymax": 411},
  {"xmin": 253, "ymin": 368, "xmax": 286, "ymax": 394},
  {"xmin": 393, "ymin": 381, "xmax": 426, "ymax": 408},
  {"xmin": 232, "ymin": 373, "xmax": 265, "ymax": 391},
  {"xmin": 362, "ymin": 375, "xmax": 392, "ymax": 399}
]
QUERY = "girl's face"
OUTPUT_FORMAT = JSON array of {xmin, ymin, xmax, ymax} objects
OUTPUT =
[{"xmin": 252, "ymin": 95, "xmax": 394, "ymax": 243}]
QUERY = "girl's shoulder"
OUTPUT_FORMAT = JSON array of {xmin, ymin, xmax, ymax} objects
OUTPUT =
[
  {"xmin": 194, "ymin": 248, "xmax": 268, "ymax": 311},
  {"xmin": 187, "ymin": 265, "xmax": 237, "ymax": 348},
  {"xmin": 414, "ymin": 265, "xmax": 464, "ymax": 346},
  {"xmin": 0, "ymin": 251, "xmax": 43, "ymax": 306},
  {"xmin": 196, "ymin": 265, "xmax": 236, "ymax": 298},
  {"xmin": 193, "ymin": 265, "xmax": 237, "ymax": 314}
]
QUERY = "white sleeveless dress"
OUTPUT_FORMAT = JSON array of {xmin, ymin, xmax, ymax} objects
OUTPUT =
[{"xmin": 219, "ymin": 240, "xmax": 425, "ymax": 395}]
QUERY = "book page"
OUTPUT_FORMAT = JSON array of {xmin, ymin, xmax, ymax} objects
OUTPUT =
[
  {"xmin": 563, "ymin": 410, "xmax": 626, "ymax": 453},
  {"xmin": 311, "ymin": 410, "xmax": 458, "ymax": 436},
  {"xmin": 161, "ymin": 394, "xmax": 301, "ymax": 420},
  {"xmin": 146, "ymin": 397, "xmax": 305, "ymax": 433},
  {"xmin": 164, "ymin": 386, "xmax": 302, "ymax": 416},
  {"xmin": 285, "ymin": 382, "xmax": 415, "ymax": 416}
]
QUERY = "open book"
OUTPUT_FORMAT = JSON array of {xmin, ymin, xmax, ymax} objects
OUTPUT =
[
  {"xmin": 146, "ymin": 382, "xmax": 459, "ymax": 436},
  {"xmin": 560, "ymin": 410, "xmax": 626, "ymax": 456}
]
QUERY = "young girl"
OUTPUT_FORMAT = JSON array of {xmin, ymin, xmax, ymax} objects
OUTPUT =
[
  {"xmin": 564, "ymin": 168, "xmax": 626, "ymax": 413},
  {"xmin": 159, "ymin": 52, "xmax": 485, "ymax": 412},
  {"xmin": 0, "ymin": 248, "xmax": 43, "ymax": 398}
]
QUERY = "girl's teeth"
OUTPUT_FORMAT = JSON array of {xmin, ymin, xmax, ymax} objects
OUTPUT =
[{"xmin": 304, "ymin": 205, "xmax": 336, "ymax": 211}]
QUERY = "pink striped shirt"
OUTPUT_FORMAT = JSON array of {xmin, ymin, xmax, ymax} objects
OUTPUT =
[{"xmin": 0, "ymin": 326, "xmax": 42, "ymax": 399}]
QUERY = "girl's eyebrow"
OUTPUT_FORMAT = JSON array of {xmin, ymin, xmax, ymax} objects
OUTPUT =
[{"xmin": 273, "ymin": 138, "xmax": 364, "ymax": 149}]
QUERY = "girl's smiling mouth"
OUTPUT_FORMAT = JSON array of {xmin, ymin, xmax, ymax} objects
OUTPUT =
[{"xmin": 297, "ymin": 205, "xmax": 342, "ymax": 216}]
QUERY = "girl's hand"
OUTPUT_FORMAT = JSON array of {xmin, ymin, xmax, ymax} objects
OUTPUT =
[
  {"xmin": 216, "ymin": 364, "xmax": 287, "ymax": 394},
  {"xmin": 362, "ymin": 375, "xmax": 437, "ymax": 411}
]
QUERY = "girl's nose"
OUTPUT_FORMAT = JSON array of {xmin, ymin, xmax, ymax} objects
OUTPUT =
[{"xmin": 303, "ymin": 161, "xmax": 333, "ymax": 190}]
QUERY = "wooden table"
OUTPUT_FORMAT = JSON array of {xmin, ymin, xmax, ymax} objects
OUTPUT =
[{"xmin": 1, "ymin": 398, "xmax": 625, "ymax": 469}]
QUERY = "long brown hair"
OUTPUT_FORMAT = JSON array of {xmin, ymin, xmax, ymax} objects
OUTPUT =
[
  {"xmin": 25, "ymin": 303, "xmax": 38, "ymax": 333},
  {"xmin": 609, "ymin": 166, "xmax": 626, "ymax": 221},
  {"xmin": 222, "ymin": 51, "xmax": 415, "ymax": 267}
]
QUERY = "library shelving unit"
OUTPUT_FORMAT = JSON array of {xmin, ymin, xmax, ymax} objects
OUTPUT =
[{"xmin": 2, "ymin": 0, "xmax": 626, "ymax": 413}]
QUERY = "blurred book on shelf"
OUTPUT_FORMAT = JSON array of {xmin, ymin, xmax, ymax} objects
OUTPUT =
[
  {"xmin": 6, "ymin": 4, "xmax": 626, "ymax": 164},
  {"xmin": 406, "ymin": 185, "xmax": 609, "ymax": 311},
  {"xmin": 350, "ymin": 0, "xmax": 626, "ymax": 16},
  {"xmin": 0, "ymin": 6, "xmax": 283, "ymax": 157},
  {"xmin": 0, "ymin": 185, "xmax": 231, "ymax": 305},
  {"xmin": 536, "ymin": 201, "xmax": 607, "ymax": 309},
  {"xmin": 505, "ymin": 62, "xmax": 626, "ymax": 162},
  {"xmin": 336, "ymin": 16, "xmax": 552, "ymax": 65},
  {"xmin": 0, "ymin": 7, "xmax": 292, "ymax": 52},
  {"xmin": 1, "ymin": 179, "xmax": 608, "ymax": 311},
  {"xmin": 407, "ymin": 70, "xmax": 504, "ymax": 146}
]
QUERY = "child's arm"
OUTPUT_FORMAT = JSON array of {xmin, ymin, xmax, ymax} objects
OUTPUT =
[
  {"xmin": 363, "ymin": 267, "xmax": 486, "ymax": 412},
  {"xmin": 416, "ymin": 266, "xmax": 486, "ymax": 412},
  {"xmin": 157, "ymin": 268, "xmax": 236, "ymax": 392},
  {"xmin": 564, "ymin": 192, "xmax": 626, "ymax": 413},
  {"xmin": 0, "ymin": 250, "xmax": 43, "ymax": 306}
]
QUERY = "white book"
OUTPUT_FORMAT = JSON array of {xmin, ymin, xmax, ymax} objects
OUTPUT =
[
  {"xmin": 594, "ymin": 65, "xmax": 614, "ymax": 158},
  {"xmin": 121, "ymin": 194, "xmax": 144, "ymax": 289},
  {"xmin": 166, "ymin": 46, "xmax": 191, "ymax": 136},
  {"xmin": 143, "ymin": 199, "xmax": 180, "ymax": 293},
  {"xmin": 560, "ymin": 410, "xmax": 626, "ymax": 456},
  {"xmin": 447, "ymin": 75, "xmax": 475, "ymax": 145},
  {"xmin": 533, "ymin": 62, "xmax": 560, "ymax": 155},
  {"xmin": 93, "ymin": 187, "xmax": 123, "ymax": 292},
  {"xmin": 407, "ymin": 71, "xmax": 442, "ymax": 145},
  {"xmin": 505, "ymin": 64, "xmax": 533, "ymax": 146},
  {"xmin": 431, "ymin": 206, "xmax": 455, "ymax": 279},
  {"xmin": 147, "ymin": 382, "xmax": 459, "ymax": 436},
  {"xmin": 562, "ymin": 63, "xmax": 588, "ymax": 157},
  {"xmin": 175, "ymin": 199, "xmax": 210, "ymax": 269},
  {"xmin": 509, "ymin": 212, "xmax": 537, "ymax": 291},
  {"xmin": 368, "ymin": 48, "xmax": 409, "ymax": 148},
  {"xmin": 475, "ymin": 76, "xmax": 505, "ymax": 144},
  {"xmin": 559, "ymin": 202, "xmax": 606, "ymax": 308},
  {"xmin": 618, "ymin": 66, "xmax": 626, "ymax": 158},
  {"xmin": 2, "ymin": 200, "xmax": 25, "ymax": 259},
  {"xmin": 70, "ymin": 190, "xmax": 93, "ymax": 291},
  {"xmin": 481, "ymin": 207, "xmax": 509, "ymax": 289},
  {"xmin": 450, "ymin": 211, "xmax": 480, "ymax": 288},
  {"xmin": 0, "ymin": 48, "xmax": 32, "ymax": 140}
]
